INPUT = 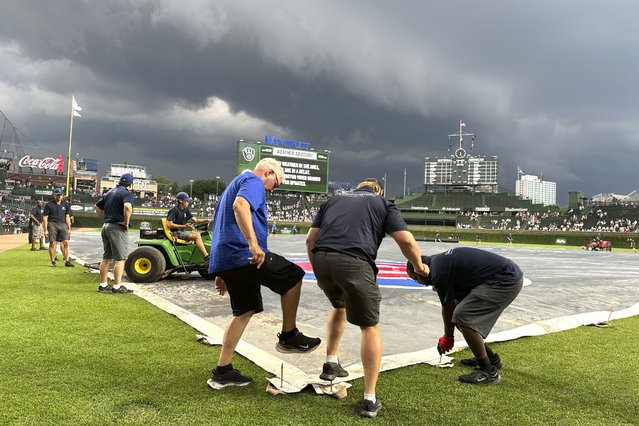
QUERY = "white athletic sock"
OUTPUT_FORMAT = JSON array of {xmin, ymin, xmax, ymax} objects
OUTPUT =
[
  {"xmin": 326, "ymin": 355, "xmax": 339, "ymax": 364},
  {"xmin": 113, "ymin": 285, "xmax": 121, "ymax": 290},
  {"xmin": 364, "ymin": 393, "xmax": 376, "ymax": 403},
  {"xmin": 99, "ymin": 283, "xmax": 108, "ymax": 288}
]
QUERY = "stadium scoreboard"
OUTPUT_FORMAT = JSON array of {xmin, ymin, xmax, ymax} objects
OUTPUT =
[
  {"xmin": 236, "ymin": 139, "xmax": 330, "ymax": 193},
  {"xmin": 424, "ymin": 150, "xmax": 498, "ymax": 191}
]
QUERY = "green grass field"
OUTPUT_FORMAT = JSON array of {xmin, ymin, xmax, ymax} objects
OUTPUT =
[{"xmin": 1, "ymin": 246, "xmax": 638, "ymax": 425}]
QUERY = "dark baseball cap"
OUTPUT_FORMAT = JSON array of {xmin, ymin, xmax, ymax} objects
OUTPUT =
[
  {"xmin": 176, "ymin": 191, "xmax": 192, "ymax": 202},
  {"xmin": 119, "ymin": 173, "xmax": 135, "ymax": 184},
  {"xmin": 406, "ymin": 255, "xmax": 431, "ymax": 285},
  {"xmin": 53, "ymin": 188, "xmax": 63, "ymax": 195}
]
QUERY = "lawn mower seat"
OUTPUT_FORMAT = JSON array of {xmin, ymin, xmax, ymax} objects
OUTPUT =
[{"xmin": 161, "ymin": 218, "xmax": 193, "ymax": 245}]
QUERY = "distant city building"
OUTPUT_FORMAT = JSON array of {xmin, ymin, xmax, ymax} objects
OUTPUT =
[
  {"xmin": 515, "ymin": 174, "xmax": 556, "ymax": 206},
  {"xmin": 100, "ymin": 163, "xmax": 157, "ymax": 198}
]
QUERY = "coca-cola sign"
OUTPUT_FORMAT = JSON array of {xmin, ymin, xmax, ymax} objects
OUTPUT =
[{"xmin": 18, "ymin": 155, "xmax": 63, "ymax": 171}]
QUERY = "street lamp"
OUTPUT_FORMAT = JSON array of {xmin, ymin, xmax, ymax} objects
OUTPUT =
[
  {"xmin": 189, "ymin": 179, "xmax": 194, "ymax": 196},
  {"xmin": 215, "ymin": 176, "xmax": 220, "ymax": 196}
]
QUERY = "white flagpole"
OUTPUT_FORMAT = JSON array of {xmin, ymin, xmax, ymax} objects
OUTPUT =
[{"xmin": 65, "ymin": 96, "xmax": 75, "ymax": 197}]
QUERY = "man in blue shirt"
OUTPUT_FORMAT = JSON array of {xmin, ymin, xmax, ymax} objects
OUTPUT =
[
  {"xmin": 43, "ymin": 188, "xmax": 73, "ymax": 267},
  {"xmin": 95, "ymin": 173, "xmax": 135, "ymax": 294},
  {"xmin": 206, "ymin": 158, "xmax": 321, "ymax": 390},
  {"xmin": 406, "ymin": 247, "xmax": 524, "ymax": 385}
]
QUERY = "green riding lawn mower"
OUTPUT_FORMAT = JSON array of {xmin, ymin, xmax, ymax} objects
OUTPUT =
[{"xmin": 124, "ymin": 218, "xmax": 214, "ymax": 283}]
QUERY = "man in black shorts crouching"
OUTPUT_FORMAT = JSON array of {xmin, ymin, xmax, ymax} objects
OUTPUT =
[{"xmin": 407, "ymin": 247, "xmax": 523, "ymax": 385}]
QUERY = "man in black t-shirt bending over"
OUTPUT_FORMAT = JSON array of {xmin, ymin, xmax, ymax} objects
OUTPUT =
[{"xmin": 407, "ymin": 247, "xmax": 524, "ymax": 385}]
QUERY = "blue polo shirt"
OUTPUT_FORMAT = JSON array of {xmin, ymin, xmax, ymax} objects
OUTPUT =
[
  {"xmin": 208, "ymin": 172, "xmax": 268, "ymax": 274},
  {"xmin": 95, "ymin": 186, "xmax": 134, "ymax": 223}
]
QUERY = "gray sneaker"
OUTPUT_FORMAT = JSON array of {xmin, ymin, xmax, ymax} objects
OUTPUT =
[
  {"xmin": 360, "ymin": 398, "xmax": 382, "ymax": 418},
  {"xmin": 98, "ymin": 285, "xmax": 113, "ymax": 293},
  {"xmin": 50, "ymin": 261, "xmax": 56, "ymax": 267},
  {"xmin": 320, "ymin": 362, "xmax": 349, "ymax": 381},
  {"xmin": 111, "ymin": 285, "xmax": 133, "ymax": 294}
]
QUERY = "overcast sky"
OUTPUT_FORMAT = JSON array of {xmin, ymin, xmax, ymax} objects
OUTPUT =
[{"xmin": 1, "ymin": 1, "xmax": 638, "ymax": 203}]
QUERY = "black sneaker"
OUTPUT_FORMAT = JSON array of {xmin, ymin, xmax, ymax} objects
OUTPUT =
[
  {"xmin": 98, "ymin": 285, "xmax": 113, "ymax": 293},
  {"xmin": 64, "ymin": 260, "xmax": 75, "ymax": 267},
  {"xmin": 276, "ymin": 329, "xmax": 321, "ymax": 353},
  {"xmin": 111, "ymin": 286, "xmax": 133, "ymax": 294},
  {"xmin": 30, "ymin": 247, "xmax": 37, "ymax": 251},
  {"xmin": 320, "ymin": 362, "xmax": 349, "ymax": 381},
  {"xmin": 207, "ymin": 368, "xmax": 252, "ymax": 389},
  {"xmin": 50, "ymin": 261, "xmax": 56, "ymax": 267},
  {"xmin": 39, "ymin": 247, "xmax": 47, "ymax": 250},
  {"xmin": 460, "ymin": 353, "xmax": 503, "ymax": 369},
  {"xmin": 360, "ymin": 398, "xmax": 382, "ymax": 418},
  {"xmin": 458, "ymin": 367, "xmax": 501, "ymax": 385}
]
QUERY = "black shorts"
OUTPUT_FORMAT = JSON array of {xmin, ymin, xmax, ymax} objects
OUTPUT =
[{"xmin": 217, "ymin": 252, "xmax": 305, "ymax": 316}]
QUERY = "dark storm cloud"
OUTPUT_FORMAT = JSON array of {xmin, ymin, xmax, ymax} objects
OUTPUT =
[{"xmin": 1, "ymin": 0, "xmax": 639, "ymax": 202}]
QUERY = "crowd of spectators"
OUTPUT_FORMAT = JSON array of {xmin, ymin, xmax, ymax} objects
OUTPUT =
[{"xmin": 459, "ymin": 204, "xmax": 639, "ymax": 233}]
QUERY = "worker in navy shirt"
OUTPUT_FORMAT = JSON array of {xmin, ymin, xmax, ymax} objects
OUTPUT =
[
  {"xmin": 407, "ymin": 247, "xmax": 524, "ymax": 385},
  {"xmin": 95, "ymin": 173, "xmax": 135, "ymax": 294},
  {"xmin": 306, "ymin": 178, "xmax": 428, "ymax": 418},
  {"xmin": 206, "ymin": 158, "xmax": 320, "ymax": 390},
  {"xmin": 43, "ymin": 188, "xmax": 73, "ymax": 267},
  {"xmin": 165, "ymin": 191, "xmax": 210, "ymax": 260}
]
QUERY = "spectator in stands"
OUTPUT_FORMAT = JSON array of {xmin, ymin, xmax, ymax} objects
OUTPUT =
[
  {"xmin": 29, "ymin": 200, "xmax": 45, "ymax": 251},
  {"xmin": 43, "ymin": 188, "xmax": 74, "ymax": 267},
  {"xmin": 166, "ymin": 192, "xmax": 211, "ymax": 260}
]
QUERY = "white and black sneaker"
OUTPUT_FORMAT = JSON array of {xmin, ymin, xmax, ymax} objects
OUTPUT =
[
  {"xmin": 360, "ymin": 398, "xmax": 382, "ymax": 418},
  {"xmin": 276, "ymin": 328, "xmax": 321, "ymax": 354},
  {"xmin": 458, "ymin": 367, "xmax": 501, "ymax": 385},
  {"xmin": 207, "ymin": 368, "xmax": 252, "ymax": 389}
]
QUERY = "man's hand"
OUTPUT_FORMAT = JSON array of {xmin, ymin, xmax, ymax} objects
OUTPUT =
[
  {"xmin": 248, "ymin": 243, "xmax": 265, "ymax": 268},
  {"xmin": 413, "ymin": 261, "xmax": 429, "ymax": 277},
  {"xmin": 117, "ymin": 221, "xmax": 129, "ymax": 230},
  {"xmin": 215, "ymin": 276, "xmax": 227, "ymax": 296},
  {"xmin": 437, "ymin": 335, "xmax": 454, "ymax": 355}
]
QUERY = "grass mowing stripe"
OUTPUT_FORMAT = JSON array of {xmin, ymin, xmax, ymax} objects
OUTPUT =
[{"xmin": 1, "ymin": 245, "xmax": 638, "ymax": 424}]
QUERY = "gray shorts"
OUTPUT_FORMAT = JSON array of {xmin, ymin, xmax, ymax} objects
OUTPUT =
[
  {"xmin": 173, "ymin": 230, "xmax": 194, "ymax": 241},
  {"xmin": 101, "ymin": 223, "xmax": 129, "ymax": 260},
  {"xmin": 312, "ymin": 250, "xmax": 381, "ymax": 327},
  {"xmin": 48, "ymin": 221, "xmax": 69, "ymax": 242},
  {"xmin": 453, "ymin": 278, "xmax": 524, "ymax": 338}
]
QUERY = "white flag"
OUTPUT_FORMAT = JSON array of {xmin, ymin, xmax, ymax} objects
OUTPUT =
[
  {"xmin": 72, "ymin": 95, "xmax": 82, "ymax": 117},
  {"xmin": 460, "ymin": 120, "xmax": 466, "ymax": 127}
]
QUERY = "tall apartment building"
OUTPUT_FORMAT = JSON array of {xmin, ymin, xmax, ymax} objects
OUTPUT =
[{"xmin": 515, "ymin": 174, "xmax": 556, "ymax": 206}]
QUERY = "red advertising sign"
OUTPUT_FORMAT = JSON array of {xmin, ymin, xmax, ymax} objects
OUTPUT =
[{"xmin": 18, "ymin": 155, "xmax": 64, "ymax": 171}]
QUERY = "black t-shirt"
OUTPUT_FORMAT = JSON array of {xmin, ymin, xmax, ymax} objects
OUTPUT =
[
  {"xmin": 166, "ymin": 205, "xmax": 193, "ymax": 228},
  {"xmin": 30, "ymin": 206, "xmax": 44, "ymax": 223},
  {"xmin": 43, "ymin": 199, "xmax": 70, "ymax": 223},
  {"xmin": 95, "ymin": 186, "xmax": 134, "ymax": 224},
  {"xmin": 429, "ymin": 247, "xmax": 523, "ymax": 304},
  {"xmin": 311, "ymin": 187, "xmax": 407, "ymax": 272}
]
